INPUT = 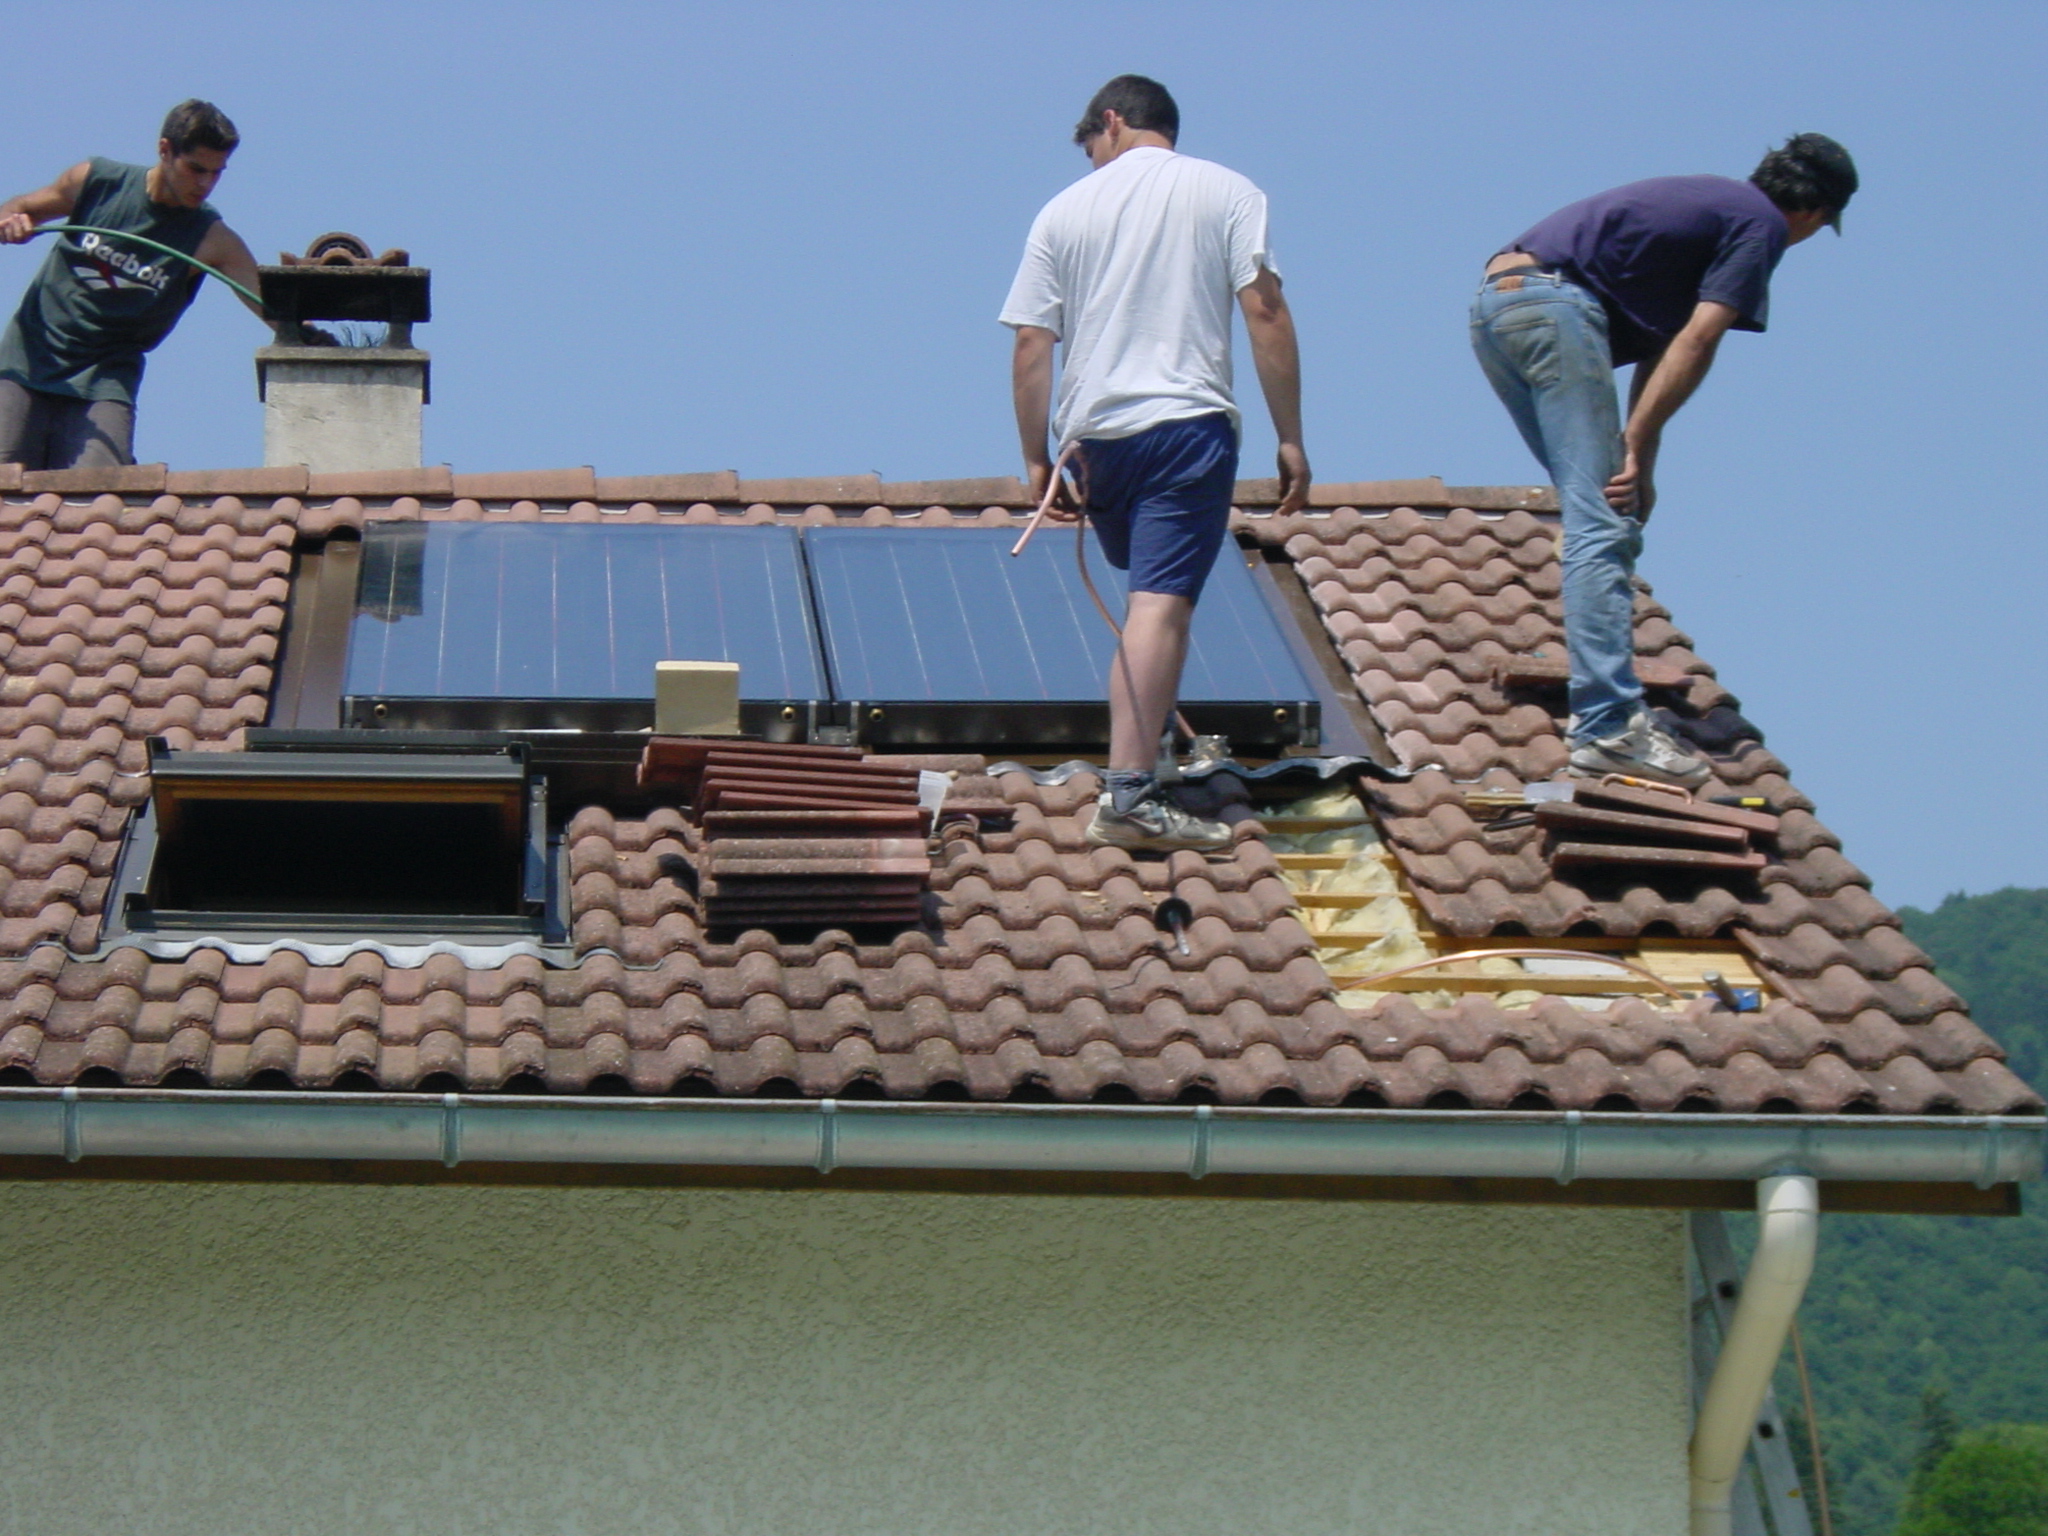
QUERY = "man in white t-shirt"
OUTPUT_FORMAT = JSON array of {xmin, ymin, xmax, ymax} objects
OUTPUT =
[{"xmin": 1001, "ymin": 74, "xmax": 1308, "ymax": 854}]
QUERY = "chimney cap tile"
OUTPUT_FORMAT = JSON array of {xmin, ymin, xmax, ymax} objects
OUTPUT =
[
  {"xmin": 451, "ymin": 469, "xmax": 598, "ymax": 502},
  {"xmin": 22, "ymin": 464, "xmax": 167, "ymax": 496},
  {"xmin": 307, "ymin": 467, "xmax": 453, "ymax": 499},
  {"xmin": 595, "ymin": 472, "xmax": 740, "ymax": 503},
  {"xmin": 734, "ymin": 475, "xmax": 883, "ymax": 506},
  {"xmin": 878, "ymin": 477, "xmax": 1032, "ymax": 508},
  {"xmin": 167, "ymin": 467, "xmax": 312, "ymax": 498}
]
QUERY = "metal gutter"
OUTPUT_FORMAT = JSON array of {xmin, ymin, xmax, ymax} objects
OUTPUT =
[{"xmin": 0, "ymin": 1092, "xmax": 2037, "ymax": 1185}]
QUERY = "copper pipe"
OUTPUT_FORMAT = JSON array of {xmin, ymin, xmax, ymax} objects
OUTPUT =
[
  {"xmin": 1011, "ymin": 441, "xmax": 1197, "ymax": 743},
  {"xmin": 1333, "ymin": 947, "xmax": 1689, "ymax": 999}
]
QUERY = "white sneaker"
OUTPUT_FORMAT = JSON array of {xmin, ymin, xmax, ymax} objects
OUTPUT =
[
  {"xmin": 1085, "ymin": 792, "xmax": 1233, "ymax": 853},
  {"xmin": 1568, "ymin": 711, "xmax": 1712, "ymax": 790}
]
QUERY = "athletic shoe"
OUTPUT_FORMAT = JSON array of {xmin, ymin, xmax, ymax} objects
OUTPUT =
[
  {"xmin": 1085, "ymin": 792, "xmax": 1234, "ymax": 854},
  {"xmin": 1568, "ymin": 711, "xmax": 1713, "ymax": 790}
]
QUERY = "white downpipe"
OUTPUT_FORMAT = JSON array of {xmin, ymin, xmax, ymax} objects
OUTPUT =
[{"xmin": 1689, "ymin": 1173, "xmax": 1820, "ymax": 1536}]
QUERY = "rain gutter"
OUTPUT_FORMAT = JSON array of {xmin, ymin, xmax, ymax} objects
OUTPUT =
[{"xmin": 0, "ymin": 1091, "xmax": 2036, "ymax": 1187}]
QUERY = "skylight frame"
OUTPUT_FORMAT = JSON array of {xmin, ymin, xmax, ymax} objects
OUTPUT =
[{"xmin": 101, "ymin": 741, "xmax": 566, "ymax": 948}]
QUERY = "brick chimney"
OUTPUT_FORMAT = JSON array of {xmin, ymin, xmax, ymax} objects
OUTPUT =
[{"xmin": 255, "ymin": 233, "xmax": 430, "ymax": 471}]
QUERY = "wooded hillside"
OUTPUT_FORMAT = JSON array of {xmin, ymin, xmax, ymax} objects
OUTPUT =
[{"xmin": 1774, "ymin": 888, "xmax": 2048, "ymax": 1533}]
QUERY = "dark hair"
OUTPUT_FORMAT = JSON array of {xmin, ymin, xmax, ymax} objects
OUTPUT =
[
  {"xmin": 1072, "ymin": 75, "xmax": 1179, "ymax": 146},
  {"xmin": 1750, "ymin": 132, "xmax": 1857, "ymax": 216},
  {"xmin": 160, "ymin": 99, "xmax": 240, "ymax": 156}
]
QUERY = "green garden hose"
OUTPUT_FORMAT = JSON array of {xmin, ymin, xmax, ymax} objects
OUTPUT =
[{"xmin": 19, "ymin": 222, "xmax": 263, "ymax": 307}]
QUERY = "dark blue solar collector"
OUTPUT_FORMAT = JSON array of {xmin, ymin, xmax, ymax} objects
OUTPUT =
[
  {"xmin": 803, "ymin": 527, "xmax": 1319, "ymax": 748},
  {"xmin": 344, "ymin": 522, "xmax": 827, "ymax": 733}
]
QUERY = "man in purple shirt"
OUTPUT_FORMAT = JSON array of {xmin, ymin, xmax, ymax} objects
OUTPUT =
[{"xmin": 1471, "ymin": 134, "xmax": 1858, "ymax": 787}]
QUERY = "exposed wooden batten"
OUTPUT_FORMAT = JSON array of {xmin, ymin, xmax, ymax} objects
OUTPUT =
[
  {"xmin": 1274, "ymin": 852, "xmax": 1361, "ymax": 871},
  {"xmin": 1261, "ymin": 796, "xmax": 1773, "ymax": 1004},
  {"xmin": 1258, "ymin": 816, "xmax": 1376, "ymax": 834}
]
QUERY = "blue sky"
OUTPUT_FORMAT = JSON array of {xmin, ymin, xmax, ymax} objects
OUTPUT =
[{"xmin": 5, "ymin": 0, "xmax": 2041, "ymax": 909}]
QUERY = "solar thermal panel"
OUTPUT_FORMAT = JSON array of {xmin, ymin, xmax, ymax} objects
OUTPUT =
[
  {"xmin": 344, "ymin": 522, "xmax": 826, "ymax": 731},
  {"xmin": 803, "ymin": 527, "xmax": 1318, "ymax": 748},
  {"xmin": 338, "ymin": 522, "xmax": 1318, "ymax": 749}
]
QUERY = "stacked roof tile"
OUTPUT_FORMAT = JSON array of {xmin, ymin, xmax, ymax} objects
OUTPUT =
[
  {"xmin": 641, "ymin": 739, "xmax": 933, "ymax": 928},
  {"xmin": 0, "ymin": 470, "xmax": 2034, "ymax": 1117}
]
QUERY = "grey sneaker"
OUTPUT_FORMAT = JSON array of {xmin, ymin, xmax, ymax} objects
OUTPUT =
[
  {"xmin": 1085, "ymin": 791, "xmax": 1234, "ymax": 853},
  {"xmin": 1568, "ymin": 711, "xmax": 1713, "ymax": 790}
]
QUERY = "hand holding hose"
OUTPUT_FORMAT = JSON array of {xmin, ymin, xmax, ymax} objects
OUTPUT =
[
  {"xmin": 1025, "ymin": 458, "xmax": 1080, "ymax": 523},
  {"xmin": 1010, "ymin": 440, "xmax": 1087, "ymax": 557},
  {"xmin": 0, "ymin": 212, "xmax": 36, "ymax": 245}
]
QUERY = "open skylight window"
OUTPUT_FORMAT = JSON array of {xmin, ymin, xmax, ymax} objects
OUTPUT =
[{"xmin": 103, "ymin": 740, "xmax": 562, "ymax": 946}]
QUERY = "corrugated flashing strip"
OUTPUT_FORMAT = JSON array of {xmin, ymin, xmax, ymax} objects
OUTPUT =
[
  {"xmin": 1, "ymin": 1092, "xmax": 2038, "ymax": 1187},
  {"xmin": 73, "ymin": 933, "xmax": 577, "ymax": 968},
  {"xmin": 986, "ymin": 754, "xmax": 1409, "ymax": 785}
]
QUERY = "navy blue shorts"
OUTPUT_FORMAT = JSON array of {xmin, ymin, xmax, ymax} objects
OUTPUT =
[{"xmin": 1077, "ymin": 411, "xmax": 1239, "ymax": 601}]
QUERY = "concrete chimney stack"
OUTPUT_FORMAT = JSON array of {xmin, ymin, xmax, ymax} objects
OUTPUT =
[{"xmin": 255, "ymin": 234, "xmax": 430, "ymax": 472}]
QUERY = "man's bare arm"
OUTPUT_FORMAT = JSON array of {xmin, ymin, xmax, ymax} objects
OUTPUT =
[
  {"xmin": 1606, "ymin": 299, "xmax": 1740, "ymax": 517},
  {"xmin": 1237, "ymin": 267, "xmax": 1310, "ymax": 516},
  {"xmin": 0, "ymin": 162, "xmax": 90, "ymax": 244},
  {"xmin": 195, "ymin": 222, "xmax": 267, "ymax": 318},
  {"xmin": 1012, "ymin": 325, "xmax": 1075, "ymax": 516}
]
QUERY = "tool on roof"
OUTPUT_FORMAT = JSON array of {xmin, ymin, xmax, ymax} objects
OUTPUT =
[
  {"xmin": 19, "ymin": 222, "xmax": 263, "ymax": 306},
  {"xmin": 1154, "ymin": 896, "xmax": 1193, "ymax": 957},
  {"xmin": 1708, "ymin": 794, "xmax": 1777, "ymax": 813},
  {"xmin": 1701, "ymin": 971, "xmax": 1761, "ymax": 1013},
  {"xmin": 1463, "ymin": 782, "xmax": 1575, "ymax": 810},
  {"xmin": 1600, "ymin": 772, "xmax": 1693, "ymax": 799}
]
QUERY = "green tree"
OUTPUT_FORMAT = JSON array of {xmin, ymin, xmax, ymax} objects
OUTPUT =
[
  {"xmin": 1898, "ymin": 1388, "xmax": 1965, "ymax": 1529},
  {"xmin": 1913, "ymin": 1386, "xmax": 1960, "ymax": 1488},
  {"xmin": 1731, "ymin": 888, "xmax": 2048, "ymax": 1535},
  {"xmin": 1894, "ymin": 1434, "xmax": 2048, "ymax": 1536},
  {"xmin": 1900, "ymin": 888, "xmax": 2048, "ymax": 1093}
]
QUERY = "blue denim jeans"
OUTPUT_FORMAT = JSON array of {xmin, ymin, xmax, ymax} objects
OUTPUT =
[{"xmin": 1469, "ymin": 272, "xmax": 1640, "ymax": 741}]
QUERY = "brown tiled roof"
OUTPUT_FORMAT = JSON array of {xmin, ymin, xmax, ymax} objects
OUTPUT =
[{"xmin": 0, "ymin": 473, "xmax": 2036, "ymax": 1118}]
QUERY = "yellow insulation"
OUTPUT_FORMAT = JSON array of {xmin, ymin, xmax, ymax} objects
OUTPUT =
[{"xmin": 1259, "ymin": 785, "xmax": 1686, "ymax": 1011}]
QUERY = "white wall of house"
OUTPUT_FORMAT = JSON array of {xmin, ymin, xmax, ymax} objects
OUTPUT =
[{"xmin": 0, "ymin": 1183, "xmax": 1687, "ymax": 1535}]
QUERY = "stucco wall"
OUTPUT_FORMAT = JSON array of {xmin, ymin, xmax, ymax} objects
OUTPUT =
[
  {"xmin": 0, "ymin": 1184, "xmax": 1687, "ymax": 1535},
  {"xmin": 258, "ymin": 352, "xmax": 425, "ymax": 471}
]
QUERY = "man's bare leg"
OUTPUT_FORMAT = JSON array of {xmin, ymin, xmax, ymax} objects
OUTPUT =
[
  {"xmin": 1089, "ymin": 588, "xmax": 1229, "ymax": 852},
  {"xmin": 1107, "ymin": 590, "xmax": 1193, "ymax": 770}
]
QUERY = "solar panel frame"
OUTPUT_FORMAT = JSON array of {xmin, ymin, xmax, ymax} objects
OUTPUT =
[
  {"xmin": 343, "ymin": 522, "xmax": 829, "ymax": 734},
  {"xmin": 335, "ymin": 521, "xmax": 1321, "ymax": 750},
  {"xmin": 803, "ymin": 526, "xmax": 1319, "ymax": 749}
]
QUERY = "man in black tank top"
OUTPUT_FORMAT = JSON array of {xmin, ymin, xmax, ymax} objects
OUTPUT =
[{"xmin": 0, "ymin": 99, "xmax": 267, "ymax": 470}]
